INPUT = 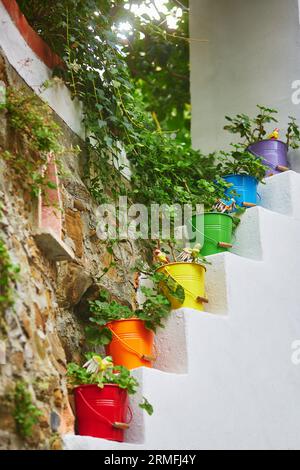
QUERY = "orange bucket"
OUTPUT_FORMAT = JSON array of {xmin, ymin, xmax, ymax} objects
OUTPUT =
[{"xmin": 105, "ymin": 319, "xmax": 155, "ymax": 370}]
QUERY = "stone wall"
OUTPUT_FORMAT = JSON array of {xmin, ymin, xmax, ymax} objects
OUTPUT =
[{"xmin": 0, "ymin": 52, "xmax": 147, "ymax": 450}]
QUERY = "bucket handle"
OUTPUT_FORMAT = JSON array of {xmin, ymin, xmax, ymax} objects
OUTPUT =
[
  {"xmin": 276, "ymin": 165, "xmax": 289, "ymax": 172},
  {"xmin": 187, "ymin": 219, "xmax": 227, "ymax": 247},
  {"xmin": 114, "ymin": 406, "xmax": 133, "ymax": 429},
  {"xmin": 108, "ymin": 327, "xmax": 156, "ymax": 363},
  {"xmin": 249, "ymin": 149, "xmax": 289, "ymax": 172},
  {"xmin": 218, "ymin": 242, "xmax": 233, "ymax": 249},
  {"xmin": 77, "ymin": 389, "xmax": 132, "ymax": 430}
]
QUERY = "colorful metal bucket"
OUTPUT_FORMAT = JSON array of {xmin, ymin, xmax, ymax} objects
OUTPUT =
[
  {"xmin": 223, "ymin": 174, "xmax": 258, "ymax": 209},
  {"xmin": 156, "ymin": 262, "xmax": 207, "ymax": 311},
  {"xmin": 74, "ymin": 384, "xmax": 130, "ymax": 442},
  {"xmin": 105, "ymin": 319, "xmax": 155, "ymax": 370},
  {"xmin": 248, "ymin": 139, "xmax": 289, "ymax": 176},
  {"xmin": 188, "ymin": 213, "xmax": 233, "ymax": 256}
]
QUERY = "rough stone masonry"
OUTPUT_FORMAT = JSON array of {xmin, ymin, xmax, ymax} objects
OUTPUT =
[{"xmin": 0, "ymin": 50, "xmax": 147, "ymax": 450}]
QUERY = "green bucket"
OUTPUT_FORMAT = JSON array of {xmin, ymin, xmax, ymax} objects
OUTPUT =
[{"xmin": 188, "ymin": 213, "xmax": 233, "ymax": 256}]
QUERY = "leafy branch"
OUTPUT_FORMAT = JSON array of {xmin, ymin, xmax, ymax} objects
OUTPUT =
[
  {"xmin": 0, "ymin": 87, "xmax": 62, "ymax": 197},
  {"xmin": 13, "ymin": 382, "xmax": 42, "ymax": 439},
  {"xmin": 0, "ymin": 204, "xmax": 19, "ymax": 312}
]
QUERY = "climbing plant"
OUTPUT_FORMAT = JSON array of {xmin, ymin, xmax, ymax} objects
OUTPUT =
[
  {"xmin": 15, "ymin": 1, "xmax": 222, "ymax": 209},
  {"xmin": 0, "ymin": 204, "xmax": 19, "ymax": 312},
  {"xmin": 13, "ymin": 381, "xmax": 42, "ymax": 439},
  {"xmin": 17, "ymin": 0, "xmax": 190, "ymax": 139},
  {"xmin": 0, "ymin": 87, "xmax": 62, "ymax": 197}
]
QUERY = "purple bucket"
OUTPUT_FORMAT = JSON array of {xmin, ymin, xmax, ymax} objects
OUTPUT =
[{"xmin": 248, "ymin": 140, "xmax": 289, "ymax": 177}]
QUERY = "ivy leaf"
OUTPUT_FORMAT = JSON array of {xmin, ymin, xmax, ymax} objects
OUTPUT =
[
  {"xmin": 139, "ymin": 397, "xmax": 154, "ymax": 416},
  {"xmin": 98, "ymin": 120, "xmax": 107, "ymax": 128}
]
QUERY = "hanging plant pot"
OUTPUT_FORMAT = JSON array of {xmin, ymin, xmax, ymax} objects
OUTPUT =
[
  {"xmin": 156, "ymin": 262, "xmax": 207, "ymax": 312},
  {"xmin": 188, "ymin": 213, "xmax": 233, "ymax": 256},
  {"xmin": 105, "ymin": 319, "xmax": 155, "ymax": 370},
  {"xmin": 248, "ymin": 140, "xmax": 289, "ymax": 177},
  {"xmin": 74, "ymin": 384, "xmax": 131, "ymax": 442},
  {"xmin": 223, "ymin": 174, "xmax": 258, "ymax": 210}
]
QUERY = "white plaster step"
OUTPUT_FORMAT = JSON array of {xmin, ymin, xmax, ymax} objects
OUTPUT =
[
  {"xmin": 132, "ymin": 294, "xmax": 300, "ymax": 450},
  {"xmin": 152, "ymin": 254, "xmax": 231, "ymax": 377},
  {"xmin": 202, "ymin": 206, "xmax": 300, "ymax": 312},
  {"xmin": 65, "ymin": 286, "xmax": 300, "ymax": 450},
  {"xmin": 63, "ymin": 434, "xmax": 144, "ymax": 450},
  {"xmin": 231, "ymin": 205, "xmax": 300, "ymax": 261},
  {"xmin": 154, "ymin": 210, "xmax": 300, "ymax": 373},
  {"xmin": 258, "ymin": 170, "xmax": 300, "ymax": 220},
  {"xmin": 63, "ymin": 244, "xmax": 300, "ymax": 450},
  {"xmin": 63, "ymin": 204, "xmax": 300, "ymax": 450},
  {"xmin": 64, "ymin": 248, "xmax": 300, "ymax": 449},
  {"xmin": 145, "ymin": 206, "xmax": 300, "ymax": 377}
]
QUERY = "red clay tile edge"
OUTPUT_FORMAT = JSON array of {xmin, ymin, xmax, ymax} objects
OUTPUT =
[{"xmin": 2, "ymin": 0, "xmax": 63, "ymax": 69}]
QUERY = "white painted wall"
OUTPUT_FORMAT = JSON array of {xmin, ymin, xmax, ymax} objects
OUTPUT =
[{"xmin": 190, "ymin": 0, "xmax": 300, "ymax": 173}]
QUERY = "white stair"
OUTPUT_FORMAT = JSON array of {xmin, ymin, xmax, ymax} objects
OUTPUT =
[
  {"xmin": 64, "ymin": 171, "xmax": 300, "ymax": 450},
  {"xmin": 259, "ymin": 170, "xmax": 300, "ymax": 220}
]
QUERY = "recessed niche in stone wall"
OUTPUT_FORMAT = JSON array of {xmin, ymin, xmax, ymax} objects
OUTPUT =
[{"xmin": 34, "ymin": 153, "xmax": 75, "ymax": 262}]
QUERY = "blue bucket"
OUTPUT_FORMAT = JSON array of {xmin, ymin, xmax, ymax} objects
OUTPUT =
[{"xmin": 223, "ymin": 175, "xmax": 259, "ymax": 210}]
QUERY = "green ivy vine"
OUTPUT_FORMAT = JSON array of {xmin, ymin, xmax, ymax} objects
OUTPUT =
[
  {"xmin": 0, "ymin": 204, "xmax": 19, "ymax": 314},
  {"xmin": 15, "ymin": 1, "xmax": 223, "ymax": 209},
  {"xmin": 0, "ymin": 87, "xmax": 62, "ymax": 198},
  {"xmin": 13, "ymin": 382, "xmax": 42, "ymax": 439}
]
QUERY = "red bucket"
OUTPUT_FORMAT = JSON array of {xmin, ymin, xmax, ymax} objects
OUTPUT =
[{"xmin": 74, "ymin": 384, "xmax": 131, "ymax": 442}]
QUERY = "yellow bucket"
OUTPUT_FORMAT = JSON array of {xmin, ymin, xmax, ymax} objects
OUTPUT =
[{"xmin": 156, "ymin": 262, "xmax": 207, "ymax": 311}]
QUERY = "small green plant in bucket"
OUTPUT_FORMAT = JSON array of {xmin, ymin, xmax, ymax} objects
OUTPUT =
[
  {"xmin": 216, "ymin": 144, "xmax": 268, "ymax": 210},
  {"xmin": 86, "ymin": 278, "xmax": 172, "ymax": 370},
  {"xmin": 218, "ymin": 144, "xmax": 267, "ymax": 182},
  {"xmin": 67, "ymin": 354, "xmax": 152, "ymax": 415},
  {"xmin": 224, "ymin": 106, "xmax": 300, "ymax": 176},
  {"xmin": 224, "ymin": 106, "xmax": 279, "ymax": 146},
  {"xmin": 86, "ymin": 282, "xmax": 171, "ymax": 349},
  {"xmin": 67, "ymin": 355, "xmax": 153, "ymax": 441},
  {"xmin": 286, "ymin": 117, "xmax": 300, "ymax": 150},
  {"xmin": 224, "ymin": 106, "xmax": 300, "ymax": 149}
]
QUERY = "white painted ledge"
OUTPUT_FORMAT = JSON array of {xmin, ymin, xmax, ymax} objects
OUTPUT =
[
  {"xmin": 0, "ymin": 1, "xmax": 85, "ymax": 138},
  {"xmin": 259, "ymin": 170, "xmax": 300, "ymax": 220}
]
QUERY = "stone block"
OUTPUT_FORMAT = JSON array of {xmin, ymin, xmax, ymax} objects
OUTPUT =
[
  {"xmin": 34, "ymin": 228, "xmax": 75, "ymax": 262},
  {"xmin": 65, "ymin": 209, "xmax": 84, "ymax": 258}
]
